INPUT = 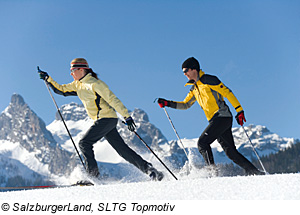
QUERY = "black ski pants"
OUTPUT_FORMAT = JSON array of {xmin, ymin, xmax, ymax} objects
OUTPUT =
[
  {"xmin": 79, "ymin": 118, "xmax": 149, "ymax": 177},
  {"xmin": 197, "ymin": 116, "xmax": 258, "ymax": 172}
]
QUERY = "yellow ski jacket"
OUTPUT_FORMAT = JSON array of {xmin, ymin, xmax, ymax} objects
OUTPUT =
[
  {"xmin": 174, "ymin": 70, "xmax": 243, "ymax": 121},
  {"xmin": 46, "ymin": 73, "xmax": 130, "ymax": 121}
]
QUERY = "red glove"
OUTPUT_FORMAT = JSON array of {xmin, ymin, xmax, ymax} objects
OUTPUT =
[
  {"xmin": 235, "ymin": 111, "xmax": 246, "ymax": 126},
  {"xmin": 157, "ymin": 98, "xmax": 170, "ymax": 108}
]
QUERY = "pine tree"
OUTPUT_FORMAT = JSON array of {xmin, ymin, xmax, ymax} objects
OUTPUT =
[{"xmin": 253, "ymin": 140, "xmax": 300, "ymax": 173}]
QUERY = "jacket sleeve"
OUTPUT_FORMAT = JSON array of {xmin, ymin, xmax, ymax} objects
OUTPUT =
[
  {"xmin": 209, "ymin": 79, "xmax": 243, "ymax": 113},
  {"xmin": 92, "ymin": 80, "xmax": 130, "ymax": 118},
  {"xmin": 46, "ymin": 76, "xmax": 77, "ymax": 96},
  {"xmin": 173, "ymin": 90, "xmax": 197, "ymax": 110}
]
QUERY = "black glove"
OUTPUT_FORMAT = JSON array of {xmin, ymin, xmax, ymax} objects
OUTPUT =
[
  {"xmin": 37, "ymin": 66, "xmax": 49, "ymax": 80},
  {"xmin": 157, "ymin": 98, "xmax": 170, "ymax": 108},
  {"xmin": 157, "ymin": 98, "xmax": 176, "ymax": 108},
  {"xmin": 125, "ymin": 116, "xmax": 136, "ymax": 132}
]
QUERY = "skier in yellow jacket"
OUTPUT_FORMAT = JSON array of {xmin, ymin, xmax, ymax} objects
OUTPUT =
[
  {"xmin": 158, "ymin": 57, "xmax": 264, "ymax": 175},
  {"xmin": 39, "ymin": 58, "xmax": 163, "ymax": 181}
]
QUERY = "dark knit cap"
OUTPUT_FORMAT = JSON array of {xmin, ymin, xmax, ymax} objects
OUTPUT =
[{"xmin": 182, "ymin": 57, "xmax": 200, "ymax": 71}]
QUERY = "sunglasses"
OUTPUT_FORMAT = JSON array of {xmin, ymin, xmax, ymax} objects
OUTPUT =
[
  {"xmin": 183, "ymin": 68, "xmax": 190, "ymax": 74},
  {"xmin": 70, "ymin": 68, "xmax": 80, "ymax": 73}
]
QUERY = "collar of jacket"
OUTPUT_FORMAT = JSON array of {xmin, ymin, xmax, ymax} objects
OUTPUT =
[
  {"xmin": 184, "ymin": 69, "xmax": 205, "ymax": 86},
  {"xmin": 78, "ymin": 73, "xmax": 92, "ymax": 82}
]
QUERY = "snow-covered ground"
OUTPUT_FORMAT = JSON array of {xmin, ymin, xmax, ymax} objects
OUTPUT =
[
  {"xmin": 1, "ymin": 173, "xmax": 299, "ymax": 200},
  {"xmin": 1, "ymin": 171, "xmax": 299, "ymax": 215}
]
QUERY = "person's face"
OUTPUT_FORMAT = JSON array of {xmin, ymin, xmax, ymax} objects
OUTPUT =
[
  {"xmin": 70, "ymin": 68, "xmax": 86, "ymax": 81},
  {"xmin": 183, "ymin": 68, "xmax": 198, "ymax": 82}
]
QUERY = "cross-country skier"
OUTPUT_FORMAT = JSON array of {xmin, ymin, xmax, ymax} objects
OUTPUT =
[
  {"xmin": 38, "ymin": 58, "xmax": 163, "ymax": 181},
  {"xmin": 157, "ymin": 57, "xmax": 264, "ymax": 175}
]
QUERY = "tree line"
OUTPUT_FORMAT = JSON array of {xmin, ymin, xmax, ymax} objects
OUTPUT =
[{"xmin": 253, "ymin": 140, "xmax": 300, "ymax": 174}]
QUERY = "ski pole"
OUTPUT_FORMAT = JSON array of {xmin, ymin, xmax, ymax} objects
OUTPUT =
[
  {"xmin": 162, "ymin": 107, "xmax": 191, "ymax": 174},
  {"xmin": 162, "ymin": 107, "xmax": 189, "ymax": 161},
  {"xmin": 38, "ymin": 66, "xmax": 87, "ymax": 171},
  {"xmin": 133, "ymin": 131, "xmax": 178, "ymax": 180},
  {"xmin": 154, "ymin": 98, "xmax": 190, "ymax": 173},
  {"xmin": 242, "ymin": 125, "xmax": 267, "ymax": 174}
]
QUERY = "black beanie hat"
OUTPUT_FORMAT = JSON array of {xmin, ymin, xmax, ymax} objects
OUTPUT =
[{"xmin": 182, "ymin": 57, "xmax": 200, "ymax": 71}]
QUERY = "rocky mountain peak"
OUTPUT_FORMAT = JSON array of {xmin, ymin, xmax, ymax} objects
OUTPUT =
[
  {"xmin": 0, "ymin": 94, "xmax": 77, "ymax": 176},
  {"xmin": 0, "ymin": 94, "xmax": 53, "ymax": 147},
  {"xmin": 131, "ymin": 108, "xmax": 149, "ymax": 122},
  {"xmin": 56, "ymin": 102, "xmax": 87, "ymax": 121},
  {"xmin": 10, "ymin": 93, "xmax": 26, "ymax": 106},
  {"xmin": 115, "ymin": 108, "xmax": 169, "ymax": 153}
]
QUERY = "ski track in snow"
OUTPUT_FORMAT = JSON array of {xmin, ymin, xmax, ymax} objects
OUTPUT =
[{"xmin": 1, "ymin": 173, "xmax": 299, "ymax": 200}]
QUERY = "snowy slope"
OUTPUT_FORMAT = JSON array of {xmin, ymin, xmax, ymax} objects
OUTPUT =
[
  {"xmin": 1, "ymin": 174, "xmax": 298, "ymax": 215},
  {"xmin": 1, "ymin": 173, "xmax": 299, "ymax": 200}
]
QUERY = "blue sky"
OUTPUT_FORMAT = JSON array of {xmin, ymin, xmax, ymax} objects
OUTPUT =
[{"xmin": 1, "ymin": 0, "xmax": 299, "ymax": 141}]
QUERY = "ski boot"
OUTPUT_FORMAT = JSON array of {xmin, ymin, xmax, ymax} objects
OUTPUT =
[
  {"xmin": 146, "ymin": 164, "xmax": 164, "ymax": 181},
  {"xmin": 74, "ymin": 180, "xmax": 94, "ymax": 186}
]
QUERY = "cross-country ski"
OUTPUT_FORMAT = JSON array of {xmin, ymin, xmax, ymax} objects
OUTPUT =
[{"xmin": 0, "ymin": 180, "xmax": 94, "ymax": 191}]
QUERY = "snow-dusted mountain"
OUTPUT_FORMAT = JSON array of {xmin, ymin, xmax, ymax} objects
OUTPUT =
[
  {"xmin": 0, "ymin": 94, "xmax": 78, "ymax": 186},
  {"xmin": 0, "ymin": 94, "xmax": 296, "ymax": 187}
]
